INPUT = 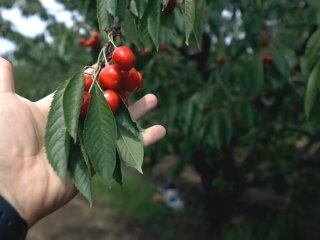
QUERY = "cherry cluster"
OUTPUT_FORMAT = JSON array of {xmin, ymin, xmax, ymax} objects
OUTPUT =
[
  {"xmin": 80, "ymin": 31, "xmax": 101, "ymax": 49},
  {"xmin": 80, "ymin": 46, "xmax": 143, "ymax": 118}
]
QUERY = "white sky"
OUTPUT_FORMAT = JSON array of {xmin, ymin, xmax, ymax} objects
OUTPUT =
[{"xmin": 0, "ymin": 0, "xmax": 83, "ymax": 55}]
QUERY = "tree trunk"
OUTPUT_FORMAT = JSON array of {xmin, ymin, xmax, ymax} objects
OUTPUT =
[{"xmin": 192, "ymin": 146, "xmax": 240, "ymax": 235}]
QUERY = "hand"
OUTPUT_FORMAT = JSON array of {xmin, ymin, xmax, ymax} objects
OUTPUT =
[{"xmin": 0, "ymin": 58, "xmax": 166, "ymax": 227}]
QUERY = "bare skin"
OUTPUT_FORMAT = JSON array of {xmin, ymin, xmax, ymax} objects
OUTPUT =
[{"xmin": 0, "ymin": 58, "xmax": 166, "ymax": 227}]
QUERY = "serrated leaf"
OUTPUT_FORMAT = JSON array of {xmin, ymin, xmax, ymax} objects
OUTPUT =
[
  {"xmin": 305, "ymin": 64, "xmax": 320, "ymax": 119},
  {"xmin": 97, "ymin": 0, "xmax": 112, "ymax": 35},
  {"xmin": 63, "ymin": 70, "xmax": 84, "ymax": 142},
  {"xmin": 147, "ymin": 0, "xmax": 161, "ymax": 49},
  {"xmin": 83, "ymin": 84, "xmax": 117, "ymax": 181},
  {"xmin": 45, "ymin": 80, "xmax": 71, "ymax": 182},
  {"xmin": 122, "ymin": 10, "xmax": 143, "ymax": 49},
  {"xmin": 113, "ymin": 153, "xmax": 123, "ymax": 185},
  {"xmin": 184, "ymin": 0, "xmax": 195, "ymax": 45},
  {"xmin": 138, "ymin": 9, "xmax": 154, "ymax": 49},
  {"xmin": 105, "ymin": 0, "xmax": 126, "ymax": 20},
  {"xmin": 78, "ymin": 122, "xmax": 91, "ymax": 173},
  {"xmin": 115, "ymin": 102, "xmax": 144, "ymax": 173},
  {"xmin": 68, "ymin": 143, "xmax": 92, "ymax": 205}
]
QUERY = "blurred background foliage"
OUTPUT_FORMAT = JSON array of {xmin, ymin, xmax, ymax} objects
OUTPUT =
[{"xmin": 2, "ymin": 0, "xmax": 320, "ymax": 239}]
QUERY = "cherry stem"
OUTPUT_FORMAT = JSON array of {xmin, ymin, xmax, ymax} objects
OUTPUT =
[
  {"xmin": 107, "ymin": 32, "xmax": 117, "ymax": 49},
  {"xmin": 88, "ymin": 64, "xmax": 102, "ymax": 93}
]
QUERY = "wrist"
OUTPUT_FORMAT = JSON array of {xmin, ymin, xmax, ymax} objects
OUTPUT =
[{"xmin": 0, "ymin": 196, "xmax": 28, "ymax": 239}]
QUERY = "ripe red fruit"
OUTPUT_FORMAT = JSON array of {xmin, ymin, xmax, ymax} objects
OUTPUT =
[
  {"xmin": 217, "ymin": 56, "xmax": 226, "ymax": 65},
  {"xmin": 263, "ymin": 55, "xmax": 273, "ymax": 63},
  {"xmin": 261, "ymin": 39, "xmax": 269, "ymax": 46},
  {"xmin": 136, "ymin": 71, "xmax": 143, "ymax": 92},
  {"xmin": 164, "ymin": 0, "xmax": 177, "ymax": 14},
  {"xmin": 103, "ymin": 89, "xmax": 120, "ymax": 113},
  {"xmin": 112, "ymin": 46, "xmax": 135, "ymax": 71},
  {"xmin": 79, "ymin": 31, "xmax": 101, "ymax": 48},
  {"xmin": 122, "ymin": 68, "xmax": 140, "ymax": 93},
  {"xmin": 84, "ymin": 75, "xmax": 93, "ymax": 91},
  {"xmin": 79, "ymin": 37, "xmax": 87, "ymax": 46},
  {"xmin": 80, "ymin": 91, "xmax": 91, "ymax": 118},
  {"xmin": 99, "ymin": 64, "xmax": 122, "ymax": 90}
]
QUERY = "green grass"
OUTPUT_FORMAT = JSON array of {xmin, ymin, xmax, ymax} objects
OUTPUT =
[
  {"xmin": 91, "ymin": 171, "xmax": 195, "ymax": 240},
  {"xmin": 92, "ymin": 171, "xmax": 170, "ymax": 221}
]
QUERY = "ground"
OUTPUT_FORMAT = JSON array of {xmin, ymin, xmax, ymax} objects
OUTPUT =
[{"xmin": 27, "ymin": 196, "xmax": 168, "ymax": 240}]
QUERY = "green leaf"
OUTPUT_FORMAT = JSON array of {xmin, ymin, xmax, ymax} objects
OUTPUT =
[
  {"xmin": 68, "ymin": 143, "xmax": 92, "ymax": 204},
  {"xmin": 113, "ymin": 153, "xmax": 123, "ymax": 185},
  {"xmin": 105, "ymin": 0, "xmax": 126, "ymax": 20},
  {"xmin": 78, "ymin": 122, "xmax": 91, "ymax": 172},
  {"xmin": 305, "ymin": 64, "xmax": 320, "ymax": 119},
  {"xmin": 304, "ymin": 29, "xmax": 320, "ymax": 73},
  {"xmin": 122, "ymin": 10, "xmax": 143, "ymax": 49},
  {"xmin": 147, "ymin": 0, "xmax": 161, "ymax": 48},
  {"xmin": 106, "ymin": 0, "xmax": 116, "ymax": 16},
  {"xmin": 97, "ymin": 0, "xmax": 112, "ymax": 34},
  {"xmin": 209, "ymin": 112, "xmax": 221, "ymax": 149},
  {"xmin": 45, "ymin": 80, "xmax": 71, "ymax": 182},
  {"xmin": 184, "ymin": 0, "xmax": 195, "ymax": 45},
  {"xmin": 193, "ymin": 0, "xmax": 206, "ymax": 48},
  {"xmin": 115, "ymin": 102, "xmax": 144, "ymax": 173},
  {"xmin": 161, "ymin": 0, "xmax": 170, "ymax": 10},
  {"xmin": 63, "ymin": 70, "xmax": 84, "ymax": 141},
  {"xmin": 131, "ymin": 0, "xmax": 148, "ymax": 18},
  {"xmin": 83, "ymin": 84, "xmax": 117, "ymax": 181},
  {"xmin": 138, "ymin": 9, "xmax": 154, "ymax": 49},
  {"xmin": 272, "ymin": 47, "xmax": 290, "ymax": 79},
  {"xmin": 129, "ymin": 0, "xmax": 139, "ymax": 17}
]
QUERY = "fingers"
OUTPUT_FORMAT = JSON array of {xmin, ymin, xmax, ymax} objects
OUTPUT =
[
  {"xmin": 36, "ymin": 92, "xmax": 165, "ymax": 146},
  {"xmin": 128, "ymin": 94, "xmax": 158, "ymax": 120},
  {"xmin": 0, "ymin": 58, "xmax": 15, "ymax": 93},
  {"xmin": 142, "ymin": 125, "xmax": 166, "ymax": 147}
]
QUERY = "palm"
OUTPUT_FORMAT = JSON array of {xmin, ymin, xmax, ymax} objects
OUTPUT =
[{"xmin": 0, "ymin": 93, "xmax": 75, "ymax": 226}]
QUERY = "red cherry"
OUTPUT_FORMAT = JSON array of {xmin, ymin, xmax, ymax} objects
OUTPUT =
[
  {"xmin": 122, "ymin": 68, "xmax": 140, "ymax": 93},
  {"xmin": 79, "ymin": 37, "xmax": 87, "ymax": 46},
  {"xmin": 163, "ymin": 0, "xmax": 177, "ymax": 14},
  {"xmin": 103, "ymin": 90, "xmax": 120, "ymax": 113},
  {"xmin": 217, "ymin": 56, "xmax": 226, "ymax": 65},
  {"xmin": 80, "ymin": 91, "xmax": 91, "ymax": 118},
  {"xmin": 263, "ymin": 55, "xmax": 273, "ymax": 63},
  {"xmin": 136, "ymin": 71, "xmax": 143, "ymax": 92},
  {"xmin": 85, "ymin": 31, "xmax": 101, "ymax": 48},
  {"xmin": 112, "ymin": 46, "xmax": 135, "ymax": 71},
  {"xmin": 261, "ymin": 39, "xmax": 269, "ymax": 46},
  {"xmin": 84, "ymin": 75, "xmax": 93, "ymax": 91},
  {"xmin": 98, "ymin": 64, "xmax": 122, "ymax": 90}
]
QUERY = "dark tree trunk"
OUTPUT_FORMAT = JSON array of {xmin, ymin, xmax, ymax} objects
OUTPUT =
[{"xmin": 192, "ymin": 145, "xmax": 241, "ymax": 236}]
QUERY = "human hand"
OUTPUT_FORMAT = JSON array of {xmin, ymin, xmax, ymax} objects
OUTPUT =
[{"xmin": 0, "ymin": 58, "xmax": 166, "ymax": 227}]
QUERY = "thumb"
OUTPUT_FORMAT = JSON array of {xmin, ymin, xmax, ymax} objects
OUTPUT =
[{"xmin": 0, "ymin": 58, "xmax": 15, "ymax": 93}]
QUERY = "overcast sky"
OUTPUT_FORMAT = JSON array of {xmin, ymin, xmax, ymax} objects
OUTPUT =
[{"xmin": 0, "ymin": 0, "xmax": 83, "ymax": 55}]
